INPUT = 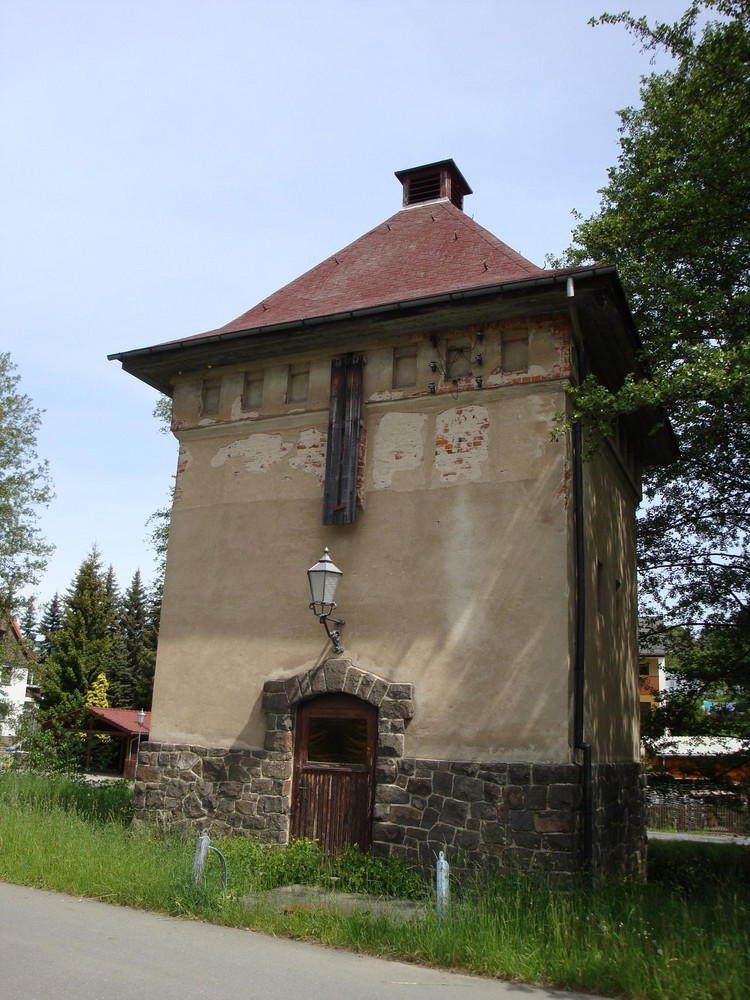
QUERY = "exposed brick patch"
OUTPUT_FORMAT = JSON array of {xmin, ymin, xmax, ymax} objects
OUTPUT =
[
  {"xmin": 357, "ymin": 426, "xmax": 367, "ymax": 508},
  {"xmin": 288, "ymin": 428, "xmax": 327, "ymax": 484},
  {"xmin": 434, "ymin": 406, "xmax": 490, "ymax": 482},
  {"xmin": 172, "ymin": 444, "xmax": 191, "ymax": 503}
]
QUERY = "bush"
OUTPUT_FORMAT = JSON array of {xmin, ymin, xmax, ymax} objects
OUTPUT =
[
  {"xmin": 216, "ymin": 836, "xmax": 429, "ymax": 899},
  {"xmin": 648, "ymin": 839, "xmax": 750, "ymax": 897},
  {"xmin": 12, "ymin": 719, "xmax": 84, "ymax": 774}
]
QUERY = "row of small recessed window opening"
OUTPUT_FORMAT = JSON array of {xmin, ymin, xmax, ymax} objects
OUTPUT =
[{"xmin": 201, "ymin": 334, "xmax": 530, "ymax": 417}]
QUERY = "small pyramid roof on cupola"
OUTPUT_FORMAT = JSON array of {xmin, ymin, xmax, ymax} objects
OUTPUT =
[{"xmin": 189, "ymin": 159, "xmax": 545, "ymax": 342}]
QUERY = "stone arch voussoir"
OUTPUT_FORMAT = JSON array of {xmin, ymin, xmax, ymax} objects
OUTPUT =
[{"xmin": 262, "ymin": 658, "xmax": 414, "ymax": 759}]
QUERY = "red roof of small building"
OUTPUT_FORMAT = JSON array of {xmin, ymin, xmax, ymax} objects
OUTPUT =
[
  {"xmin": 181, "ymin": 198, "xmax": 545, "ymax": 345},
  {"xmin": 88, "ymin": 707, "xmax": 151, "ymax": 735}
]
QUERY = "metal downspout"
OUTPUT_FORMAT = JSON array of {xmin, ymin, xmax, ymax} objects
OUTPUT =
[{"xmin": 567, "ymin": 278, "xmax": 593, "ymax": 872}]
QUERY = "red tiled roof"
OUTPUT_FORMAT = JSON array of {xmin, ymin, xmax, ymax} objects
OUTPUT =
[
  {"xmin": 183, "ymin": 199, "xmax": 545, "ymax": 343},
  {"xmin": 89, "ymin": 707, "xmax": 151, "ymax": 735}
]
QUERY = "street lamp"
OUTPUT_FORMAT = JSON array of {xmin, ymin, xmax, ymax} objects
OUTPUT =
[
  {"xmin": 307, "ymin": 548, "xmax": 345, "ymax": 654},
  {"xmin": 133, "ymin": 708, "xmax": 146, "ymax": 786}
]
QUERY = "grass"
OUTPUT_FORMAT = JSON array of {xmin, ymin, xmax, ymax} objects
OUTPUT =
[{"xmin": 1, "ymin": 772, "xmax": 748, "ymax": 1000}]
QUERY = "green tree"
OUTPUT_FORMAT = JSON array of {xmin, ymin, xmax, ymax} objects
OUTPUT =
[
  {"xmin": 0, "ymin": 607, "xmax": 32, "ymax": 736},
  {"xmin": 108, "ymin": 570, "xmax": 157, "ymax": 709},
  {"xmin": 85, "ymin": 671, "xmax": 109, "ymax": 709},
  {"xmin": 0, "ymin": 352, "xmax": 54, "ymax": 613},
  {"xmin": 40, "ymin": 548, "xmax": 121, "ymax": 717},
  {"xmin": 37, "ymin": 592, "xmax": 63, "ymax": 662},
  {"xmin": 148, "ymin": 394, "xmax": 173, "ymax": 585},
  {"xmin": 559, "ymin": 3, "xmax": 750, "ymax": 767}
]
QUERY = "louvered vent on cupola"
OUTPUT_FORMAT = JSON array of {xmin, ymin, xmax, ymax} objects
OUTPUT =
[{"xmin": 395, "ymin": 159, "xmax": 472, "ymax": 211}]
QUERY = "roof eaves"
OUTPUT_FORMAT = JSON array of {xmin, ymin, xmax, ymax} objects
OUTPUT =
[{"xmin": 109, "ymin": 267, "xmax": 607, "ymax": 366}]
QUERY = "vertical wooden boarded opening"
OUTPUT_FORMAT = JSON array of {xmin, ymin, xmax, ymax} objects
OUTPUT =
[
  {"xmin": 291, "ymin": 694, "xmax": 377, "ymax": 853},
  {"xmin": 322, "ymin": 354, "xmax": 363, "ymax": 525}
]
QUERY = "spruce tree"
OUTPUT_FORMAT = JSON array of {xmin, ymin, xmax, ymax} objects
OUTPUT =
[
  {"xmin": 41, "ymin": 548, "xmax": 119, "ymax": 717},
  {"xmin": 109, "ymin": 570, "xmax": 157, "ymax": 709},
  {"xmin": 37, "ymin": 593, "xmax": 63, "ymax": 662}
]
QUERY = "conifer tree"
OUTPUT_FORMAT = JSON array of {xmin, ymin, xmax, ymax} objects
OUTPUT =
[
  {"xmin": 37, "ymin": 593, "xmax": 63, "ymax": 662},
  {"xmin": 85, "ymin": 671, "xmax": 109, "ymax": 709},
  {"xmin": 40, "ymin": 548, "xmax": 120, "ymax": 717},
  {"xmin": 108, "ymin": 570, "xmax": 157, "ymax": 709}
]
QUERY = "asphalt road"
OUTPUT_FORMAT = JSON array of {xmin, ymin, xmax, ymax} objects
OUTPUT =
[{"xmin": 1, "ymin": 882, "xmax": 607, "ymax": 1000}]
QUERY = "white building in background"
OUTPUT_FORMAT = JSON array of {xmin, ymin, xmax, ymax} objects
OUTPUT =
[
  {"xmin": 0, "ymin": 665, "xmax": 30, "ymax": 739},
  {"xmin": 0, "ymin": 614, "xmax": 36, "ymax": 742}
]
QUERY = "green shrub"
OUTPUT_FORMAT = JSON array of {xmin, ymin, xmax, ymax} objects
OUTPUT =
[
  {"xmin": 331, "ymin": 845, "xmax": 429, "ymax": 898},
  {"xmin": 648, "ymin": 839, "xmax": 750, "ymax": 897},
  {"xmin": 13, "ymin": 719, "xmax": 84, "ymax": 774},
  {"xmin": 216, "ymin": 836, "xmax": 429, "ymax": 899}
]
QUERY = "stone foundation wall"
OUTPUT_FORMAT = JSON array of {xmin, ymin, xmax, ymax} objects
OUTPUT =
[
  {"xmin": 591, "ymin": 762, "xmax": 648, "ymax": 879},
  {"xmin": 134, "ymin": 746, "xmax": 645, "ymax": 880},
  {"xmin": 134, "ymin": 742, "xmax": 584, "ymax": 878},
  {"xmin": 372, "ymin": 759, "xmax": 584, "ymax": 878},
  {"xmin": 135, "ymin": 747, "xmax": 646, "ymax": 880},
  {"xmin": 134, "ymin": 743, "xmax": 293, "ymax": 841},
  {"xmin": 133, "ymin": 661, "xmax": 645, "ymax": 879}
]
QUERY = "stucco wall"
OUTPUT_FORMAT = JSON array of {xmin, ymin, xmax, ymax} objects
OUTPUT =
[
  {"xmin": 582, "ymin": 438, "xmax": 642, "ymax": 762},
  {"xmin": 151, "ymin": 319, "xmax": 576, "ymax": 764}
]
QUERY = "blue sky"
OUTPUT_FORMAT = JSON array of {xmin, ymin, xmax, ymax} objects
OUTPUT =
[{"xmin": 0, "ymin": 0, "xmax": 686, "ymax": 610}]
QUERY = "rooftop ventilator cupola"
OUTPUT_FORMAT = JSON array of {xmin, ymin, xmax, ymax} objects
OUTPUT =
[{"xmin": 395, "ymin": 158, "xmax": 472, "ymax": 210}]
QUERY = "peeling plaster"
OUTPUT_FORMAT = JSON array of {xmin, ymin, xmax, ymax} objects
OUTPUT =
[
  {"xmin": 173, "ymin": 444, "xmax": 193, "ymax": 502},
  {"xmin": 229, "ymin": 397, "xmax": 260, "ymax": 422},
  {"xmin": 288, "ymin": 428, "xmax": 327, "ymax": 483},
  {"xmin": 558, "ymin": 459, "xmax": 572, "ymax": 510},
  {"xmin": 368, "ymin": 389, "xmax": 409, "ymax": 403},
  {"xmin": 434, "ymin": 406, "xmax": 490, "ymax": 482},
  {"xmin": 210, "ymin": 434, "xmax": 294, "ymax": 472},
  {"xmin": 372, "ymin": 412, "xmax": 427, "ymax": 489}
]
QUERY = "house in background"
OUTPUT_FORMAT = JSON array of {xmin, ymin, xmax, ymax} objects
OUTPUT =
[
  {"xmin": 48, "ymin": 707, "xmax": 151, "ymax": 776},
  {"xmin": 639, "ymin": 638, "xmax": 676, "ymax": 721},
  {"xmin": 78, "ymin": 708, "xmax": 151, "ymax": 778},
  {"xmin": 649, "ymin": 735, "xmax": 750, "ymax": 786},
  {"xmin": 0, "ymin": 612, "xmax": 38, "ymax": 743},
  {"xmin": 110, "ymin": 160, "xmax": 676, "ymax": 879}
]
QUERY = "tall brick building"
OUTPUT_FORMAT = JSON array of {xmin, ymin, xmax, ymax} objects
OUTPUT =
[{"xmin": 110, "ymin": 160, "xmax": 675, "ymax": 878}]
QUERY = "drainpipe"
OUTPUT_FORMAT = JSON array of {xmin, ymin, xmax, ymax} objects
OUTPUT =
[{"xmin": 566, "ymin": 277, "xmax": 593, "ymax": 872}]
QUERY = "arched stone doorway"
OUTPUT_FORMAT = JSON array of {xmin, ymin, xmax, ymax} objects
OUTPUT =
[{"xmin": 262, "ymin": 658, "xmax": 414, "ymax": 852}]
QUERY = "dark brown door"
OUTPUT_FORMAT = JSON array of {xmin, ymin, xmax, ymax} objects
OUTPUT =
[{"xmin": 291, "ymin": 694, "xmax": 377, "ymax": 853}]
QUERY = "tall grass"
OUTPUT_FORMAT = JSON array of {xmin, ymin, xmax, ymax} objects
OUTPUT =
[{"xmin": 1, "ymin": 771, "xmax": 748, "ymax": 1000}]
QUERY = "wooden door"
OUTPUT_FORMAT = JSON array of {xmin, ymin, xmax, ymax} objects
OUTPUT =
[{"xmin": 291, "ymin": 694, "xmax": 377, "ymax": 853}]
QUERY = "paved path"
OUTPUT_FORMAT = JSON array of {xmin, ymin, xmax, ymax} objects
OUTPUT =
[{"xmin": 1, "ymin": 882, "xmax": 608, "ymax": 1000}]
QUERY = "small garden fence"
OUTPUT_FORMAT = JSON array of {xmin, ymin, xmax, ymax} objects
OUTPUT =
[{"xmin": 648, "ymin": 797, "xmax": 749, "ymax": 836}]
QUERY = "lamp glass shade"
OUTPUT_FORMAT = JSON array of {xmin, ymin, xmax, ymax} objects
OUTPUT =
[
  {"xmin": 136, "ymin": 709, "xmax": 146, "ymax": 727},
  {"xmin": 307, "ymin": 548, "xmax": 342, "ymax": 608}
]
